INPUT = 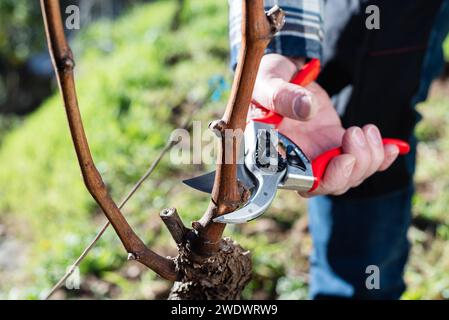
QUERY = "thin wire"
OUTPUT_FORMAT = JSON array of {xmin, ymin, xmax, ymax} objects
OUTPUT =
[
  {"xmin": 42, "ymin": 140, "xmax": 177, "ymax": 299},
  {"xmin": 42, "ymin": 114, "xmax": 193, "ymax": 300}
]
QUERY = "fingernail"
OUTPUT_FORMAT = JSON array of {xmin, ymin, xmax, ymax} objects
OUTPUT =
[
  {"xmin": 367, "ymin": 126, "xmax": 381, "ymax": 146},
  {"xmin": 385, "ymin": 144, "xmax": 399, "ymax": 158},
  {"xmin": 293, "ymin": 95, "xmax": 312, "ymax": 119},
  {"xmin": 343, "ymin": 158, "xmax": 356, "ymax": 178},
  {"xmin": 352, "ymin": 128, "xmax": 365, "ymax": 147}
]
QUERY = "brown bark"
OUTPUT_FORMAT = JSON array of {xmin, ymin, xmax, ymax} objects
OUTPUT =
[
  {"xmin": 190, "ymin": 2, "xmax": 285, "ymax": 257},
  {"xmin": 166, "ymin": 1, "xmax": 284, "ymax": 300},
  {"xmin": 169, "ymin": 238, "xmax": 252, "ymax": 300},
  {"xmin": 41, "ymin": 0, "xmax": 284, "ymax": 300},
  {"xmin": 40, "ymin": 0, "xmax": 178, "ymax": 282},
  {"xmin": 160, "ymin": 208, "xmax": 189, "ymax": 245}
]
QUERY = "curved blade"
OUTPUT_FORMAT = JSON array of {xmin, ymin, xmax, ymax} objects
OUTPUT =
[
  {"xmin": 183, "ymin": 164, "xmax": 255, "ymax": 194},
  {"xmin": 213, "ymin": 172, "xmax": 284, "ymax": 224},
  {"xmin": 183, "ymin": 171, "xmax": 216, "ymax": 193}
]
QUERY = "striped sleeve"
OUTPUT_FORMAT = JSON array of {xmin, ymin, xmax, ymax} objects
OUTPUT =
[{"xmin": 229, "ymin": 0, "xmax": 324, "ymax": 70}]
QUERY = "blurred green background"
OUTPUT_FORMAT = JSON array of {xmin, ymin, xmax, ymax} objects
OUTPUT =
[{"xmin": 0, "ymin": 0, "xmax": 448, "ymax": 300}]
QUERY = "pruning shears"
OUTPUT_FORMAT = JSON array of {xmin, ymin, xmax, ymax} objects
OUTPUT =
[{"xmin": 184, "ymin": 59, "xmax": 410, "ymax": 224}]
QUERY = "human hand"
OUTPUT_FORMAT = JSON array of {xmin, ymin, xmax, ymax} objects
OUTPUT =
[{"xmin": 252, "ymin": 54, "xmax": 401, "ymax": 196}]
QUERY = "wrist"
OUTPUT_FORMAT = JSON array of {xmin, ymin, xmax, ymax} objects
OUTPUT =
[{"xmin": 287, "ymin": 57, "xmax": 306, "ymax": 71}]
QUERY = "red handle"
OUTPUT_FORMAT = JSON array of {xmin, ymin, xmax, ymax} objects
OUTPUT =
[
  {"xmin": 252, "ymin": 59, "xmax": 321, "ymax": 126},
  {"xmin": 309, "ymin": 138, "xmax": 411, "ymax": 192},
  {"xmin": 250, "ymin": 59, "xmax": 411, "ymax": 192}
]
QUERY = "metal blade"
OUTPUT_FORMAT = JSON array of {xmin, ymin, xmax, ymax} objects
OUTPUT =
[
  {"xmin": 183, "ymin": 164, "xmax": 256, "ymax": 194},
  {"xmin": 213, "ymin": 172, "xmax": 284, "ymax": 224}
]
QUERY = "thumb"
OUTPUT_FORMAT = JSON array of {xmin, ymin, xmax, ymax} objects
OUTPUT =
[{"xmin": 253, "ymin": 77, "xmax": 316, "ymax": 121}]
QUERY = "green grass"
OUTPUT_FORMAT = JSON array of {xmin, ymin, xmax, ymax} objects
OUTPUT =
[
  {"xmin": 0, "ymin": 0, "xmax": 230, "ymax": 299},
  {"xmin": 405, "ymin": 83, "xmax": 449, "ymax": 300}
]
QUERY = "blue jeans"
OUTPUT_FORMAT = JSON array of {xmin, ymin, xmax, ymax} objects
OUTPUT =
[
  {"xmin": 308, "ymin": 186, "xmax": 413, "ymax": 299},
  {"xmin": 308, "ymin": 0, "xmax": 449, "ymax": 300}
]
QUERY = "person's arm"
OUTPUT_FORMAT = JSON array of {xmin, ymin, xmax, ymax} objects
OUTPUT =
[
  {"xmin": 229, "ymin": 0, "xmax": 323, "ymax": 119},
  {"xmin": 229, "ymin": 0, "xmax": 324, "ymax": 70},
  {"xmin": 228, "ymin": 1, "xmax": 400, "ymax": 197}
]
